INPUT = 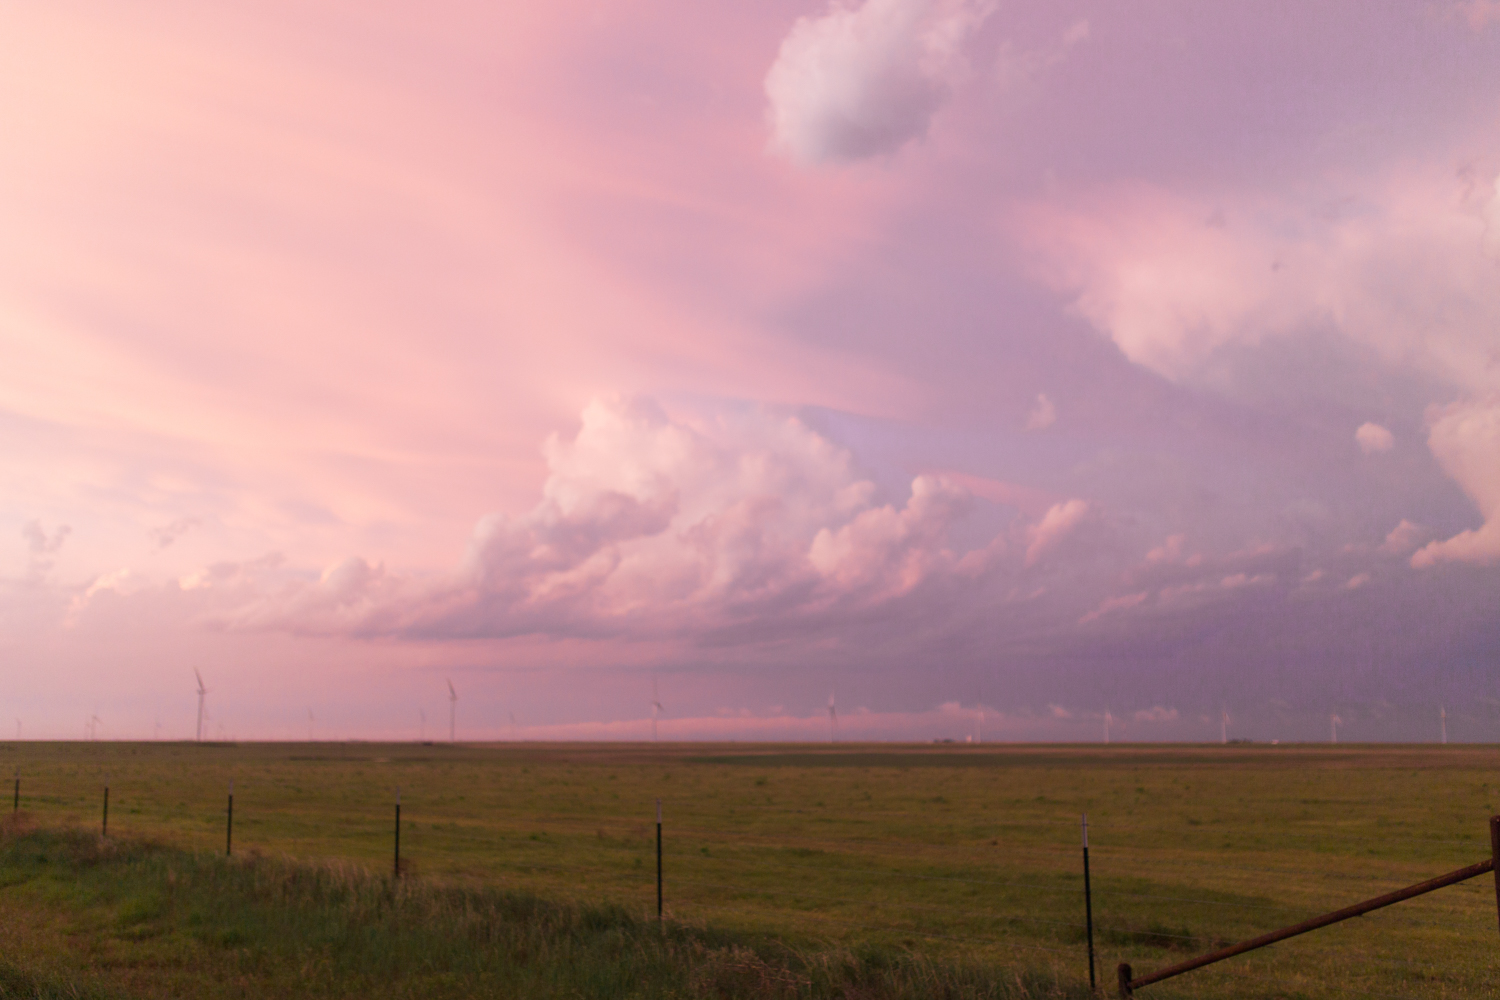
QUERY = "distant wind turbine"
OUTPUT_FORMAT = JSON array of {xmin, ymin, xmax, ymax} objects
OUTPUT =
[
  {"xmin": 419, "ymin": 708, "xmax": 426, "ymax": 743},
  {"xmin": 194, "ymin": 669, "xmax": 208, "ymax": 742},
  {"xmin": 827, "ymin": 689, "xmax": 838, "ymax": 743},
  {"xmin": 1440, "ymin": 704, "xmax": 1447, "ymax": 745},
  {"xmin": 1221, "ymin": 707, "xmax": 1229, "ymax": 745},
  {"xmin": 447, "ymin": 679, "xmax": 457, "ymax": 744},
  {"xmin": 1104, "ymin": 709, "xmax": 1112, "ymax": 744},
  {"xmin": 307, "ymin": 708, "xmax": 314, "ymax": 742},
  {"xmin": 88, "ymin": 714, "xmax": 101, "ymax": 741},
  {"xmin": 651, "ymin": 677, "xmax": 664, "ymax": 743},
  {"xmin": 1330, "ymin": 713, "xmax": 1341, "ymax": 744}
]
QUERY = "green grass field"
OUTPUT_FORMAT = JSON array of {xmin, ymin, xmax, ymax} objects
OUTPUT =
[{"xmin": 0, "ymin": 740, "xmax": 1496, "ymax": 998}]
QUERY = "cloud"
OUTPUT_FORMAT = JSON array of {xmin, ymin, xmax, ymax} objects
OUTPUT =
[
  {"xmin": 211, "ymin": 397, "xmax": 1029, "ymax": 641},
  {"xmin": 994, "ymin": 16, "xmax": 1088, "ymax": 91},
  {"xmin": 1024, "ymin": 498, "xmax": 1090, "ymax": 565},
  {"xmin": 21, "ymin": 520, "xmax": 71, "ymax": 582},
  {"xmin": 1133, "ymin": 705, "xmax": 1178, "ymax": 723},
  {"xmin": 1456, "ymin": 1, "xmax": 1500, "ymax": 30},
  {"xmin": 765, "ymin": 0, "xmax": 995, "ymax": 165},
  {"xmin": 1355, "ymin": 422, "xmax": 1394, "ymax": 454},
  {"xmin": 22, "ymin": 520, "xmax": 70, "ymax": 555},
  {"xmin": 1023, "ymin": 392, "xmax": 1056, "ymax": 430},
  {"xmin": 1017, "ymin": 169, "xmax": 1500, "ymax": 395},
  {"xmin": 1412, "ymin": 397, "xmax": 1500, "ymax": 567},
  {"xmin": 1379, "ymin": 519, "xmax": 1428, "ymax": 556},
  {"xmin": 1114, "ymin": 542, "xmax": 1298, "ymax": 616},
  {"xmin": 1145, "ymin": 534, "xmax": 1198, "ymax": 566},
  {"xmin": 1018, "ymin": 168, "xmax": 1500, "ymax": 573},
  {"xmin": 149, "ymin": 517, "xmax": 201, "ymax": 549},
  {"xmin": 1079, "ymin": 590, "xmax": 1147, "ymax": 624}
]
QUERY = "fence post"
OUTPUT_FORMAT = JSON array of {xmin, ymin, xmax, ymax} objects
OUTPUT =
[
  {"xmin": 102, "ymin": 781, "xmax": 109, "ymax": 838},
  {"xmin": 1083, "ymin": 813, "xmax": 1096, "ymax": 990},
  {"xmin": 12, "ymin": 770, "xmax": 17, "ymax": 813},
  {"xmin": 656, "ymin": 798, "xmax": 663, "ymax": 929},
  {"xmin": 1491, "ymin": 814, "xmax": 1499, "ymax": 936},
  {"xmin": 226, "ymin": 780, "xmax": 234, "ymax": 856},
  {"xmin": 394, "ymin": 787, "xmax": 402, "ymax": 879}
]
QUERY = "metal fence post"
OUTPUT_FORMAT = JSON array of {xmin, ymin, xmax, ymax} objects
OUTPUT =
[
  {"xmin": 102, "ymin": 781, "xmax": 109, "ymax": 838},
  {"xmin": 394, "ymin": 787, "xmax": 402, "ymax": 879},
  {"xmin": 1083, "ymin": 813, "xmax": 1096, "ymax": 990},
  {"xmin": 1490, "ymin": 814, "xmax": 1499, "ymax": 936},
  {"xmin": 226, "ymin": 780, "xmax": 234, "ymax": 856}
]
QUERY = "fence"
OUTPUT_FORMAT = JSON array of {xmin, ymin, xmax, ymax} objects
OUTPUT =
[
  {"xmin": 5, "ymin": 747, "xmax": 1500, "ymax": 998},
  {"xmin": 1116, "ymin": 817, "xmax": 1500, "ymax": 995}
]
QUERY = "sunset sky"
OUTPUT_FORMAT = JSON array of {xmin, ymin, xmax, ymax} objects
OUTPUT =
[{"xmin": 4, "ymin": 1, "xmax": 1500, "ymax": 742}]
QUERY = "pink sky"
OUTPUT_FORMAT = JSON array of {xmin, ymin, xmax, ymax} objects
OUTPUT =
[{"xmin": 3, "ymin": 1, "xmax": 1500, "ymax": 742}]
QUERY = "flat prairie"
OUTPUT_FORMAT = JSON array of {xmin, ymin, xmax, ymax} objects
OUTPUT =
[{"xmin": 0, "ymin": 740, "xmax": 1496, "ymax": 998}]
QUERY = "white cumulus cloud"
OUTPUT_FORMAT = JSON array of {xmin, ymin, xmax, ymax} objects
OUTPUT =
[
  {"xmin": 1412, "ymin": 398, "xmax": 1500, "ymax": 568},
  {"xmin": 765, "ymin": 0, "xmax": 995, "ymax": 166},
  {"xmin": 1019, "ymin": 169, "xmax": 1500, "ymax": 394},
  {"xmin": 1355, "ymin": 422, "xmax": 1394, "ymax": 454},
  {"xmin": 1024, "ymin": 498, "xmax": 1090, "ymax": 565},
  {"xmin": 1019, "ymin": 168, "xmax": 1500, "ymax": 569},
  {"xmin": 213, "ymin": 397, "xmax": 1030, "ymax": 640}
]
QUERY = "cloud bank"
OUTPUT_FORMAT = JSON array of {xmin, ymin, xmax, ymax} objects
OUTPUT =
[
  {"xmin": 1412, "ymin": 398, "xmax": 1500, "ymax": 567},
  {"xmin": 766, "ymin": 0, "xmax": 994, "ymax": 165},
  {"xmin": 203, "ymin": 397, "xmax": 1079, "ymax": 644},
  {"xmin": 1019, "ymin": 167, "xmax": 1500, "ymax": 567}
]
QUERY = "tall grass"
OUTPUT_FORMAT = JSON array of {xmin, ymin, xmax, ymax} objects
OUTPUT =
[{"xmin": 0, "ymin": 815, "xmax": 1090, "ymax": 1000}]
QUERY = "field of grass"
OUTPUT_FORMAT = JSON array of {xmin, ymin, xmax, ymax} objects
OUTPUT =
[{"xmin": 0, "ymin": 740, "xmax": 1496, "ymax": 998}]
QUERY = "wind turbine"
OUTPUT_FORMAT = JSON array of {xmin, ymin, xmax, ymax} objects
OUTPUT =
[
  {"xmin": 827, "ymin": 689, "xmax": 838, "ymax": 743},
  {"xmin": 419, "ymin": 708, "xmax": 426, "ymax": 743},
  {"xmin": 1440, "ymin": 704, "xmax": 1447, "ymax": 745},
  {"xmin": 194, "ymin": 669, "xmax": 208, "ymax": 742},
  {"xmin": 1221, "ymin": 707, "xmax": 1229, "ymax": 745},
  {"xmin": 1104, "ymin": 709, "xmax": 1112, "ymax": 744},
  {"xmin": 651, "ymin": 677, "xmax": 663, "ymax": 743},
  {"xmin": 447, "ymin": 679, "xmax": 457, "ymax": 744},
  {"xmin": 88, "ymin": 714, "xmax": 101, "ymax": 741},
  {"xmin": 1330, "ymin": 713, "xmax": 1341, "ymax": 744},
  {"xmin": 307, "ymin": 708, "xmax": 314, "ymax": 742}
]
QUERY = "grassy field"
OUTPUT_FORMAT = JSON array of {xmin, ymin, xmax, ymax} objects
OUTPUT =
[{"xmin": 0, "ymin": 740, "xmax": 1496, "ymax": 998}]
